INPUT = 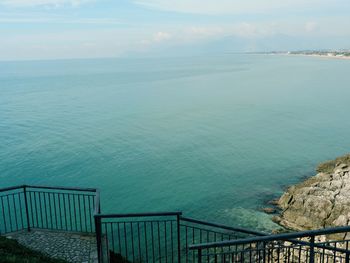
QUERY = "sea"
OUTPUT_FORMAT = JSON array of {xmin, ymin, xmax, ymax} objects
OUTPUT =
[{"xmin": 1, "ymin": 54, "xmax": 349, "ymax": 231}]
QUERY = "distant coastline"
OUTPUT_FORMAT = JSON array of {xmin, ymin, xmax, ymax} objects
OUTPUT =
[
  {"xmin": 251, "ymin": 50, "xmax": 350, "ymax": 60},
  {"xmin": 285, "ymin": 52, "xmax": 350, "ymax": 60}
]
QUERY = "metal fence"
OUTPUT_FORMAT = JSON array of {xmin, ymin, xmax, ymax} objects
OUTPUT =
[
  {"xmin": 95, "ymin": 213, "xmax": 266, "ymax": 263},
  {"xmin": 189, "ymin": 226, "xmax": 350, "ymax": 263},
  {"xmin": 2, "ymin": 185, "xmax": 350, "ymax": 263},
  {"xmin": 0, "ymin": 185, "xmax": 99, "ymax": 234},
  {"xmin": 95, "ymin": 212, "xmax": 182, "ymax": 263}
]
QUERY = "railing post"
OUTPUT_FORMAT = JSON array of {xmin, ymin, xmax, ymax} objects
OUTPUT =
[
  {"xmin": 23, "ymin": 185, "xmax": 31, "ymax": 232},
  {"xmin": 177, "ymin": 214, "xmax": 181, "ymax": 263},
  {"xmin": 198, "ymin": 249, "xmax": 202, "ymax": 263},
  {"xmin": 95, "ymin": 215, "xmax": 103, "ymax": 263},
  {"xmin": 262, "ymin": 241, "xmax": 266, "ymax": 263},
  {"xmin": 346, "ymin": 252, "xmax": 350, "ymax": 263},
  {"xmin": 309, "ymin": 235, "xmax": 315, "ymax": 263}
]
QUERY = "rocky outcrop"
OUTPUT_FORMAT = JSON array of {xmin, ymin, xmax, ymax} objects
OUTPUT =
[{"xmin": 273, "ymin": 154, "xmax": 350, "ymax": 232}]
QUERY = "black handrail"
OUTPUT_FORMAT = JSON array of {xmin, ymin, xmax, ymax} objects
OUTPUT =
[
  {"xmin": 26, "ymin": 185, "xmax": 98, "ymax": 192},
  {"xmin": 180, "ymin": 216, "xmax": 266, "ymax": 236},
  {"xmin": 0, "ymin": 185, "xmax": 98, "ymax": 193},
  {"xmin": 0, "ymin": 185, "xmax": 25, "ymax": 192},
  {"xmin": 95, "ymin": 211, "xmax": 182, "ymax": 219},
  {"xmin": 189, "ymin": 225, "xmax": 350, "ymax": 249}
]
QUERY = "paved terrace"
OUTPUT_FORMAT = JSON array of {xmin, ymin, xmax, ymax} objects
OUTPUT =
[{"xmin": 5, "ymin": 229, "xmax": 98, "ymax": 263}]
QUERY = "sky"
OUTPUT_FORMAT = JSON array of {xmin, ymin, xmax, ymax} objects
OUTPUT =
[{"xmin": 0, "ymin": 0, "xmax": 350, "ymax": 60}]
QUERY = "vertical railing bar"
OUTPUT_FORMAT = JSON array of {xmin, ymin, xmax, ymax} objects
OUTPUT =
[
  {"xmin": 138, "ymin": 222, "xmax": 141, "ymax": 261},
  {"xmin": 88, "ymin": 195, "xmax": 92, "ymax": 232},
  {"xmin": 185, "ymin": 226, "xmax": 188, "ymax": 263},
  {"xmin": 110, "ymin": 223, "xmax": 115, "ymax": 253},
  {"xmin": 192, "ymin": 227, "xmax": 195, "ymax": 263},
  {"xmin": 118, "ymin": 222, "xmax": 122, "ymax": 254},
  {"xmin": 18, "ymin": 192, "xmax": 24, "ymax": 230},
  {"xmin": 151, "ymin": 222, "xmax": 155, "ymax": 263},
  {"xmin": 78, "ymin": 194, "xmax": 82, "ymax": 232},
  {"xmin": 131, "ymin": 222, "xmax": 135, "ymax": 263},
  {"xmin": 104, "ymin": 223, "xmax": 109, "ymax": 259},
  {"xmin": 145, "ymin": 221, "xmax": 149, "ymax": 263},
  {"xmin": 38, "ymin": 192, "xmax": 44, "ymax": 228},
  {"xmin": 207, "ymin": 230, "xmax": 209, "ymax": 263},
  {"xmin": 124, "ymin": 222, "xmax": 128, "ymax": 261},
  {"xmin": 1, "ymin": 196, "xmax": 7, "ymax": 233},
  {"xmin": 23, "ymin": 187, "xmax": 31, "ymax": 231},
  {"xmin": 7, "ymin": 195, "xmax": 13, "ymax": 232},
  {"xmin": 68, "ymin": 194, "xmax": 72, "ymax": 231},
  {"xmin": 52, "ymin": 192, "xmax": 58, "ymax": 229},
  {"xmin": 249, "ymin": 243, "xmax": 252, "ymax": 263},
  {"xmin": 198, "ymin": 249, "xmax": 202, "ymax": 263},
  {"xmin": 47, "ymin": 192, "xmax": 52, "ymax": 230},
  {"xmin": 83, "ymin": 195, "xmax": 88, "ymax": 232},
  {"xmin": 158, "ymin": 221, "xmax": 162, "ymax": 263},
  {"xmin": 240, "ymin": 244, "xmax": 244, "ymax": 263},
  {"xmin": 31, "ymin": 192, "xmax": 38, "ymax": 228},
  {"xmin": 63, "ymin": 193, "xmax": 68, "ymax": 231},
  {"xmin": 171, "ymin": 220, "xmax": 174, "ymax": 263},
  {"xmin": 11, "ymin": 194, "xmax": 18, "ymax": 231},
  {"xmin": 309, "ymin": 235, "xmax": 315, "ymax": 263},
  {"xmin": 334, "ymin": 242, "xmax": 337, "ymax": 263},
  {"xmin": 165, "ymin": 221, "xmax": 168, "ymax": 263},
  {"xmin": 176, "ymin": 215, "xmax": 181, "ymax": 263},
  {"xmin": 214, "ymin": 232, "xmax": 217, "ymax": 258},
  {"xmin": 27, "ymin": 192, "xmax": 35, "ymax": 231},
  {"xmin": 44, "ymin": 192, "xmax": 49, "ymax": 228},
  {"xmin": 57, "ymin": 193, "xmax": 62, "ymax": 229},
  {"xmin": 73, "ymin": 194, "xmax": 78, "ymax": 231}
]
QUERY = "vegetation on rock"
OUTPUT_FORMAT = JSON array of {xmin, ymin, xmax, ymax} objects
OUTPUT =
[{"xmin": 316, "ymin": 154, "xmax": 350, "ymax": 173}]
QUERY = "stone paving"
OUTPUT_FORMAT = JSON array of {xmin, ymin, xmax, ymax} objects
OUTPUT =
[{"xmin": 5, "ymin": 229, "xmax": 98, "ymax": 263}]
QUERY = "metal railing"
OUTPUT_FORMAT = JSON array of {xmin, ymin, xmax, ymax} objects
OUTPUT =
[
  {"xmin": 95, "ymin": 212, "xmax": 183, "ymax": 263},
  {"xmin": 0, "ymin": 185, "xmax": 99, "ymax": 234},
  {"xmin": 94, "ymin": 213, "xmax": 266, "ymax": 263},
  {"xmin": 2, "ymin": 185, "xmax": 350, "ymax": 263},
  {"xmin": 189, "ymin": 226, "xmax": 350, "ymax": 263}
]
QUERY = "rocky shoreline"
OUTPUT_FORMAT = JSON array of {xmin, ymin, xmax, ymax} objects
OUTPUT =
[{"xmin": 271, "ymin": 154, "xmax": 350, "ymax": 232}]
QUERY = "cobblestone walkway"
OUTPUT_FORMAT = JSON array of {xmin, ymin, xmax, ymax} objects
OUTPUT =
[{"xmin": 6, "ymin": 229, "xmax": 98, "ymax": 263}]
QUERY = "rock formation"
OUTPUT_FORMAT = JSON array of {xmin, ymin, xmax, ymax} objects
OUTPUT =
[{"xmin": 273, "ymin": 154, "xmax": 350, "ymax": 231}]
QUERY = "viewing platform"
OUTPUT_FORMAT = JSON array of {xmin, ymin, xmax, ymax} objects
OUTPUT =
[
  {"xmin": 1, "ymin": 185, "xmax": 350, "ymax": 263},
  {"xmin": 5, "ymin": 229, "xmax": 98, "ymax": 262}
]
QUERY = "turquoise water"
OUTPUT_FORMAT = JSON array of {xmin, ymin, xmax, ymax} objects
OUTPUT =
[{"xmin": 1, "ymin": 54, "xmax": 350, "ymax": 231}]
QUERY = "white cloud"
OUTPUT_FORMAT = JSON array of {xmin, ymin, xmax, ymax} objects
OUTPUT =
[
  {"xmin": 0, "ymin": 17, "xmax": 123, "ymax": 24},
  {"xmin": 153, "ymin": 31, "xmax": 172, "ymax": 42},
  {"xmin": 0, "ymin": 0, "xmax": 92, "ymax": 8},
  {"xmin": 133, "ymin": 0, "xmax": 343, "ymax": 14},
  {"xmin": 0, "ymin": 28, "xmax": 147, "ymax": 60},
  {"xmin": 305, "ymin": 22, "xmax": 319, "ymax": 33}
]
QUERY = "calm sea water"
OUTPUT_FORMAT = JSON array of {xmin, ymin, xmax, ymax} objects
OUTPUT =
[{"xmin": 1, "ymin": 54, "xmax": 350, "ymax": 231}]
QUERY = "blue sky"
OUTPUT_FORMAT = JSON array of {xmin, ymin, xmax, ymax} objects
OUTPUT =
[{"xmin": 1, "ymin": 0, "xmax": 350, "ymax": 60}]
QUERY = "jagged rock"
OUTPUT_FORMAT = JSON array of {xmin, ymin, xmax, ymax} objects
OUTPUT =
[
  {"xmin": 268, "ymin": 199, "xmax": 280, "ymax": 206},
  {"xmin": 261, "ymin": 207, "xmax": 277, "ymax": 214},
  {"xmin": 274, "ymin": 154, "xmax": 350, "ymax": 233}
]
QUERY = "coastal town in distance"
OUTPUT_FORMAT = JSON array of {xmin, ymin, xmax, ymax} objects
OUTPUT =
[{"xmin": 260, "ymin": 49, "xmax": 350, "ymax": 59}]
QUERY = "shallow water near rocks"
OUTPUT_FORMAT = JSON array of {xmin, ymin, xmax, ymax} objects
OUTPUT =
[{"xmin": 1, "ymin": 54, "xmax": 350, "ymax": 231}]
